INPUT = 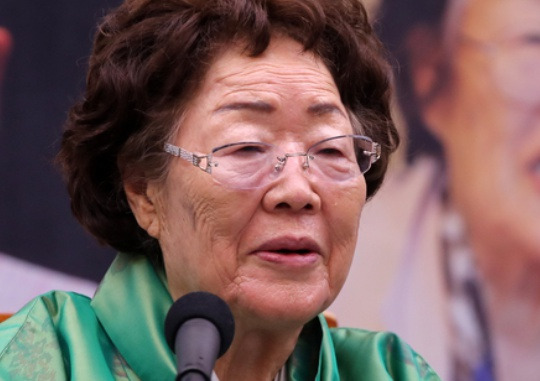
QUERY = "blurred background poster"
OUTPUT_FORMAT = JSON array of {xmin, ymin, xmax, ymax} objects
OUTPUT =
[{"xmin": 332, "ymin": 1, "xmax": 540, "ymax": 380}]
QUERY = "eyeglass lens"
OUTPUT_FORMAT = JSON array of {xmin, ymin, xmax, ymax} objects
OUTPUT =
[{"xmin": 209, "ymin": 135, "xmax": 375, "ymax": 189}]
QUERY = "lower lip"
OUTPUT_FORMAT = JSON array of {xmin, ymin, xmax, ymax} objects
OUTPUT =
[{"xmin": 253, "ymin": 251, "xmax": 320, "ymax": 267}]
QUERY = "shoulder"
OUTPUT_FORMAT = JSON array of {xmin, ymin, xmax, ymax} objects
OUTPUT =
[
  {"xmin": 0, "ymin": 291, "xmax": 125, "ymax": 380},
  {"xmin": 0, "ymin": 290, "xmax": 96, "ymax": 349},
  {"xmin": 0, "ymin": 291, "xmax": 94, "ymax": 341},
  {"xmin": 329, "ymin": 327, "xmax": 441, "ymax": 380}
]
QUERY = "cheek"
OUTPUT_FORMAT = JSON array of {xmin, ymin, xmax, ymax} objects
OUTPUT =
[
  {"xmin": 325, "ymin": 181, "xmax": 366, "ymax": 286},
  {"xmin": 328, "ymin": 181, "xmax": 365, "ymax": 242},
  {"xmin": 187, "ymin": 191, "xmax": 261, "ymax": 250},
  {"xmin": 159, "ymin": 174, "xmax": 248, "ymax": 242},
  {"xmin": 159, "ymin": 180, "xmax": 262, "ymax": 291}
]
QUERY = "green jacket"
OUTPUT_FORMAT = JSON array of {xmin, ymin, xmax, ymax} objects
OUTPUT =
[{"xmin": 0, "ymin": 253, "xmax": 440, "ymax": 380}]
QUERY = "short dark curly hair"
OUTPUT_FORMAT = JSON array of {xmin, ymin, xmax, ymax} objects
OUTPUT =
[{"xmin": 57, "ymin": 0, "xmax": 399, "ymax": 259}]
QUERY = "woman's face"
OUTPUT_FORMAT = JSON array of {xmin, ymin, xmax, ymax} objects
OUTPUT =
[
  {"xmin": 426, "ymin": 0, "xmax": 540, "ymax": 262},
  {"xmin": 136, "ymin": 37, "xmax": 366, "ymax": 328}
]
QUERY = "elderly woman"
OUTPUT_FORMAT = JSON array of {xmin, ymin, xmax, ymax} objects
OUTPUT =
[{"xmin": 0, "ymin": 0, "xmax": 438, "ymax": 379}]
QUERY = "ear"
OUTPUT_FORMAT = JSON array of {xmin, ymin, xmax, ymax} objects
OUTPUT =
[
  {"xmin": 406, "ymin": 25, "xmax": 449, "ymax": 138},
  {"xmin": 124, "ymin": 180, "xmax": 161, "ymax": 239}
]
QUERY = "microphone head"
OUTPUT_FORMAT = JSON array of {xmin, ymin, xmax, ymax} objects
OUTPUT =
[{"xmin": 164, "ymin": 291, "xmax": 235, "ymax": 357}]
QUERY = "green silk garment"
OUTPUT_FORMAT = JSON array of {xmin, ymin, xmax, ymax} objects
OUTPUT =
[{"xmin": 0, "ymin": 253, "xmax": 440, "ymax": 380}]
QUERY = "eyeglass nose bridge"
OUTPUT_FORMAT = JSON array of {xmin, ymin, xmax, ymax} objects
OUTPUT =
[{"xmin": 274, "ymin": 152, "xmax": 315, "ymax": 172}]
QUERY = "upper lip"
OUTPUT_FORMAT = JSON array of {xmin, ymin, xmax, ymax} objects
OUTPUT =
[{"xmin": 251, "ymin": 236, "xmax": 322, "ymax": 255}]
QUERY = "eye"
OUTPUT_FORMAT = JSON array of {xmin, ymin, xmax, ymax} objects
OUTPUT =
[
  {"xmin": 235, "ymin": 144, "xmax": 266, "ymax": 153},
  {"xmin": 309, "ymin": 138, "xmax": 354, "ymax": 160},
  {"xmin": 213, "ymin": 142, "xmax": 273, "ymax": 161},
  {"xmin": 228, "ymin": 144, "xmax": 269, "ymax": 157},
  {"xmin": 314, "ymin": 146, "xmax": 346, "ymax": 157}
]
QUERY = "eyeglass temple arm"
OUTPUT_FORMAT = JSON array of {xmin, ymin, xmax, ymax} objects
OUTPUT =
[
  {"xmin": 367, "ymin": 142, "xmax": 381, "ymax": 164},
  {"xmin": 164, "ymin": 143, "xmax": 213, "ymax": 173}
]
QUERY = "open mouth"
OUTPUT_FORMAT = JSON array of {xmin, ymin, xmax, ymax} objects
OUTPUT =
[
  {"xmin": 251, "ymin": 237, "xmax": 322, "ymax": 265},
  {"xmin": 273, "ymin": 248, "xmax": 312, "ymax": 255},
  {"xmin": 254, "ymin": 237, "xmax": 320, "ymax": 254}
]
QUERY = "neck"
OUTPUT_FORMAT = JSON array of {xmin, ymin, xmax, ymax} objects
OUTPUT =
[
  {"xmin": 482, "ymin": 274, "xmax": 540, "ymax": 381},
  {"xmin": 214, "ymin": 323, "xmax": 302, "ymax": 381},
  {"xmin": 452, "ymin": 194, "xmax": 540, "ymax": 308},
  {"xmin": 468, "ymin": 232, "xmax": 540, "ymax": 360},
  {"xmin": 479, "ymin": 261, "xmax": 540, "ymax": 340},
  {"xmin": 471, "ymin": 234, "xmax": 540, "ymax": 310}
]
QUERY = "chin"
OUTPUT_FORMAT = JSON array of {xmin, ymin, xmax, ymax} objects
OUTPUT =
[{"xmin": 230, "ymin": 282, "xmax": 332, "ymax": 329}]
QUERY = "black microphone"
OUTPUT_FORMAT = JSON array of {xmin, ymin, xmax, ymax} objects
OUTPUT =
[{"xmin": 165, "ymin": 291, "xmax": 235, "ymax": 381}]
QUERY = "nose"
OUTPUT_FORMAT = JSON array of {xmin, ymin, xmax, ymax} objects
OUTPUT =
[{"xmin": 262, "ymin": 155, "xmax": 321, "ymax": 213}]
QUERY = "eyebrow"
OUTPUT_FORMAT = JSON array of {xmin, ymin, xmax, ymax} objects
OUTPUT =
[
  {"xmin": 215, "ymin": 100, "xmax": 346, "ymax": 118},
  {"xmin": 215, "ymin": 101, "xmax": 275, "ymax": 113},
  {"xmin": 307, "ymin": 102, "xmax": 346, "ymax": 118}
]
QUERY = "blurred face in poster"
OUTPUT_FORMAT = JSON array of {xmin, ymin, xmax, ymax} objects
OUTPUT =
[{"xmin": 421, "ymin": 0, "xmax": 540, "ymax": 270}]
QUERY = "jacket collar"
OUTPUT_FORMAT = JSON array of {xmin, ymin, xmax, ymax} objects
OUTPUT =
[
  {"xmin": 92, "ymin": 253, "xmax": 176, "ymax": 380},
  {"xmin": 91, "ymin": 252, "xmax": 339, "ymax": 380}
]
